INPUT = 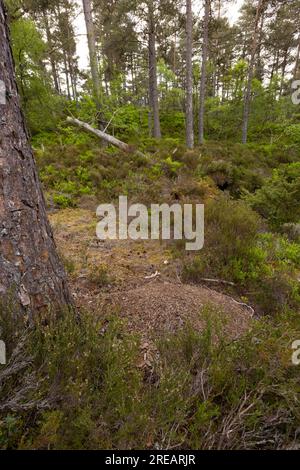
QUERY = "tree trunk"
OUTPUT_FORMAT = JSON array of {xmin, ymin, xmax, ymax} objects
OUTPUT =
[
  {"xmin": 198, "ymin": 0, "xmax": 210, "ymax": 145},
  {"xmin": 293, "ymin": 34, "xmax": 300, "ymax": 81},
  {"xmin": 66, "ymin": 117, "xmax": 145, "ymax": 158},
  {"xmin": 43, "ymin": 12, "xmax": 60, "ymax": 94},
  {"xmin": 279, "ymin": 48, "xmax": 288, "ymax": 97},
  {"xmin": 82, "ymin": 0, "xmax": 104, "ymax": 129},
  {"xmin": 148, "ymin": 1, "xmax": 161, "ymax": 139},
  {"xmin": 63, "ymin": 50, "xmax": 71, "ymax": 100},
  {"xmin": 68, "ymin": 54, "xmax": 78, "ymax": 103},
  {"xmin": 241, "ymin": 0, "xmax": 265, "ymax": 144},
  {"xmin": 0, "ymin": 0, "xmax": 72, "ymax": 316},
  {"xmin": 255, "ymin": 11, "xmax": 265, "ymax": 82},
  {"xmin": 185, "ymin": 0, "xmax": 194, "ymax": 149}
]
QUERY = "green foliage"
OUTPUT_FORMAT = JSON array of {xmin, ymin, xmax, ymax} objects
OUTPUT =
[
  {"xmin": 10, "ymin": 17, "xmax": 66, "ymax": 134},
  {"xmin": 1, "ymin": 302, "xmax": 299, "ymax": 450},
  {"xmin": 3, "ymin": 0, "xmax": 300, "ymax": 452},
  {"xmin": 182, "ymin": 195, "xmax": 263, "ymax": 282},
  {"xmin": 247, "ymin": 163, "xmax": 300, "ymax": 229},
  {"xmin": 109, "ymin": 105, "xmax": 149, "ymax": 141},
  {"xmin": 181, "ymin": 196, "xmax": 300, "ymax": 314},
  {"xmin": 52, "ymin": 194, "xmax": 74, "ymax": 209},
  {"xmin": 88, "ymin": 264, "xmax": 113, "ymax": 287},
  {"xmin": 160, "ymin": 112, "xmax": 185, "ymax": 139}
]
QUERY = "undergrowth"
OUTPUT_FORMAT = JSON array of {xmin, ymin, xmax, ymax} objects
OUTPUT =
[{"xmin": 0, "ymin": 302, "xmax": 299, "ymax": 450}]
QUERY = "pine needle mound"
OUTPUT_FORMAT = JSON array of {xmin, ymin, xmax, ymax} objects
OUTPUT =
[{"xmin": 103, "ymin": 281, "xmax": 251, "ymax": 340}]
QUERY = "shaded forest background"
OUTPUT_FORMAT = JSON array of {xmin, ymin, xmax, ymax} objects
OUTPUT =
[{"xmin": 6, "ymin": 0, "xmax": 300, "ymax": 145}]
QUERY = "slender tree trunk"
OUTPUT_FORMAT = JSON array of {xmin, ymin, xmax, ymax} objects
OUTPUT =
[
  {"xmin": 63, "ymin": 51, "xmax": 71, "ymax": 100},
  {"xmin": 55, "ymin": 5, "xmax": 71, "ymax": 100},
  {"xmin": 65, "ymin": 14, "xmax": 78, "ymax": 103},
  {"xmin": 43, "ymin": 12, "xmax": 60, "ymax": 94},
  {"xmin": 173, "ymin": 31, "xmax": 177, "ymax": 75},
  {"xmin": 148, "ymin": 2, "xmax": 161, "ymax": 139},
  {"xmin": 241, "ymin": 0, "xmax": 265, "ymax": 144},
  {"xmin": 270, "ymin": 50, "xmax": 279, "ymax": 82},
  {"xmin": 68, "ymin": 55, "xmax": 78, "ymax": 103},
  {"xmin": 279, "ymin": 48, "xmax": 288, "ymax": 97},
  {"xmin": 82, "ymin": 0, "xmax": 104, "ymax": 129},
  {"xmin": 0, "ymin": 0, "xmax": 72, "ymax": 316},
  {"xmin": 255, "ymin": 11, "xmax": 265, "ymax": 81},
  {"xmin": 185, "ymin": 0, "xmax": 194, "ymax": 149},
  {"xmin": 198, "ymin": 0, "xmax": 210, "ymax": 145},
  {"xmin": 293, "ymin": 34, "xmax": 300, "ymax": 80}
]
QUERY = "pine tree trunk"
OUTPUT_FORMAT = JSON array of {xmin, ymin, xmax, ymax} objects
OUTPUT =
[
  {"xmin": 63, "ymin": 51, "xmax": 71, "ymax": 100},
  {"xmin": 279, "ymin": 48, "xmax": 288, "ymax": 97},
  {"xmin": 43, "ymin": 12, "xmax": 60, "ymax": 94},
  {"xmin": 293, "ymin": 35, "xmax": 300, "ymax": 80},
  {"xmin": 148, "ymin": 2, "xmax": 161, "ymax": 139},
  {"xmin": 255, "ymin": 11, "xmax": 265, "ymax": 81},
  {"xmin": 198, "ymin": 0, "xmax": 210, "ymax": 145},
  {"xmin": 242, "ymin": 0, "xmax": 265, "ymax": 144},
  {"xmin": 43, "ymin": 10, "xmax": 60, "ymax": 94},
  {"xmin": 82, "ymin": 0, "xmax": 104, "ymax": 129},
  {"xmin": 0, "ymin": 0, "xmax": 72, "ymax": 316},
  {"xmin": 185, "ymin": 0, "xmax": 194, "ymax": 149}
]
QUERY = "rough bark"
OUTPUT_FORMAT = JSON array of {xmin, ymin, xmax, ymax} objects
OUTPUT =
[
  {"xmin": 0, "ymin": 0, "xmax": 72, "ymax": 317},
  {"xmin": 148, "ymin": 2, "xmax": 161, "ymax": 139},
  {"xmin": 82, "ymin": 0, "xmax": 104, "ymax": 128},
  {"xmin": 185, "ymin": 0, "xmax": 194, "ymax": 149},
  {"xmin": 198, "ymin": 0, "xmax": 210, "ymax": 145},
  {"xmin": 241, "ymin": 0, "xmax": 265, "ymax": 144}
]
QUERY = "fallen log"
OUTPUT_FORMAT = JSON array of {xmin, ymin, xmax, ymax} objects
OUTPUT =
[
  {"xmin": 199, "ymin": 278, "xmax": 236, "ymax": 287},
  {"xmin": 66, "ymin": 117, "xmax": 145, "ymax": 158}
]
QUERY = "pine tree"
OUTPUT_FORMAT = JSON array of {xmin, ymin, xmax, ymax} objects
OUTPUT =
[
  {"xmin": 147, "ymin": 0, "xmax": 161, "ymax": 139},
  {"xmin": 82, "ymin": 0, "xmax": 104, "ymax": 128},
  {"xmin": 198, "ymin": 0, "xmax": 210, "ymax": 145},
  {"xmin": 185, "ymin": 0, "xmax": 194, "ymax": 148},
  {"xmin": 0, "ymin": 0, "xmax": 72, "ymax": 315},
  {"xmin": 241, "ymin": 0, "xmax": 266, "ymax": 144}
]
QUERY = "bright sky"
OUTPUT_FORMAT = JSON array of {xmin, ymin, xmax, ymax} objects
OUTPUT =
[
  {"xmin": 74, "ymin": 0, "xmax": 244, "ymax": 71},
  {"xmin": 229, "ymin": 0, "xmax": 244, "ymax": 24}
]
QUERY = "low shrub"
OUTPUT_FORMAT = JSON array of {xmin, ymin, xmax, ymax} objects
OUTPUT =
[
  {"xmin": 88, "ymin": 264, "xmax": 113, "ymax": 288},
  {"xmin": 181, "ymin": 196, "xmax": 300, "ymax": 314},
  {"xmin": 246, "ymin": 163, "xmax": 300, "ymax": 229},
  {"xmin": 1, "ymin": 302, "xmax": 299, "ymax": 450}
]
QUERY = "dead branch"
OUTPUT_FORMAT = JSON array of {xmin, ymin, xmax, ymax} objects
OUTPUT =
[
  {"xmin": 200, "ymin": 278, "xmax": 236, "ymax": 286},
  {"xmin": 66, "ymin": 117, "xmax": 146, "ymax": 158}
]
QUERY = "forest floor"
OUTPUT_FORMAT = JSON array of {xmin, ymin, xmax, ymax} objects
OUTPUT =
[
  {"xmin": 50, "ymin": 208, "xmax": 253, "ymax": 367},
  {"xmin": 2, "ymin": 137, "xmax": 300, "ymax": 449}
]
